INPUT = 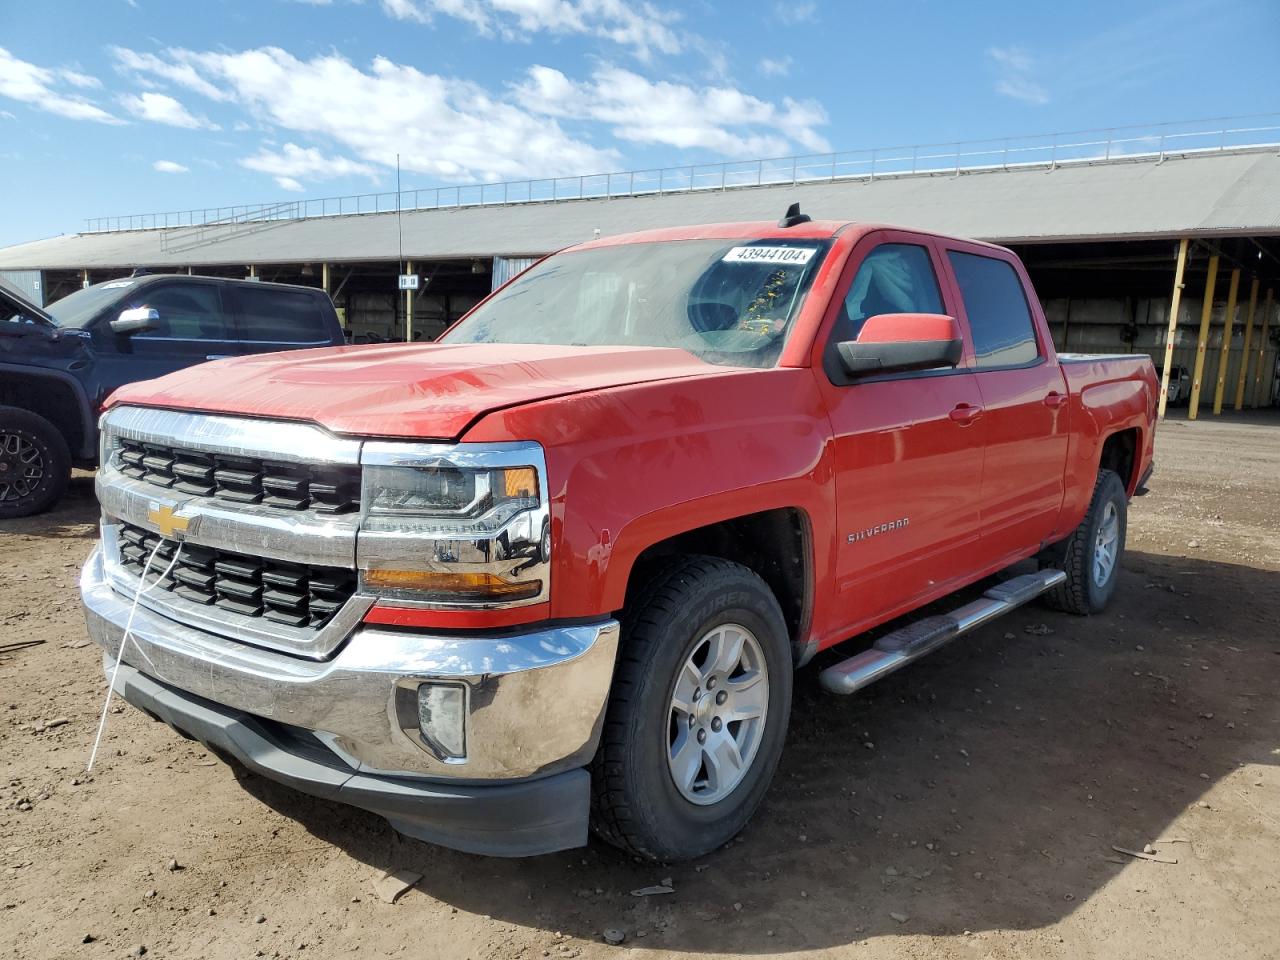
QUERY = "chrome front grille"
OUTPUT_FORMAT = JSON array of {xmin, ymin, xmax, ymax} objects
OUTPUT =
[
  {"xmin": 116, "ymin": 436, "xmax": 360, "ymax": 513},
  {"xmin": 117, "ymin": 522, "xmax": 357, "ymax": 629}
]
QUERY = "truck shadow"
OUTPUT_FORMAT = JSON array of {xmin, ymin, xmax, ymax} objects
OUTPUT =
[
  {"xmin": 237, "ymin": 549, "xmax": 1280, "ymax": 953},
  {"xmin": 0, "ymin": 471, "xmax": 98, "ymax": 539}
]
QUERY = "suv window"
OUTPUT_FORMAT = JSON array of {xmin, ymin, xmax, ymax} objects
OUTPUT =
[
  {"xmin": 948, "ymin": 252, "xmax": 1040, "ymax": 368},
  {"xmin": 131, "ymin": 283, "xmax": 232, "ymax": 340},
  {"xmin": 833, "ymin": 243, "xmax": 944, "ymax": 344},
  {"xmin": 232, "ymin": 286, "xmax": 328, "ymax": 343}
]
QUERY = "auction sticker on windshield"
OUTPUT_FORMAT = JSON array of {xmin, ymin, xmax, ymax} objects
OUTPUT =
[{"xmin": 722, "ymin": 246, "xmax": 817, "ymax": 265}]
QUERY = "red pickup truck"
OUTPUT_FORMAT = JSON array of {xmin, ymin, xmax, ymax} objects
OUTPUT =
[{"xmin": 81, "ymin": 208, "xmax": 1156, "ymax": 862}]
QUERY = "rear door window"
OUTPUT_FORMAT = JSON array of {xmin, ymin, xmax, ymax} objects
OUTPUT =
[
  {"xmin": 947, "ymin": 252, "xmax": 1040, "ymax": 368},
  {"xmin": 231, "ymin": 286, "xmax": 330, "ymax": 344}
]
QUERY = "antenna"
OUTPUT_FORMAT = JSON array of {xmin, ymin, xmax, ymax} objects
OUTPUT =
[{"xmin": 778, "ymin": 202, "xmax": 811, "ymax": 228}]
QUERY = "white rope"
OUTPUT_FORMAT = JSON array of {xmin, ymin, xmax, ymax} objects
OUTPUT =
[{"xmin": 87, "ymin": 537, "xmax": 183, "ymax": 773}]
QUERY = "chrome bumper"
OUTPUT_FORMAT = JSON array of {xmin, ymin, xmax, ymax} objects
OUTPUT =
[{"xmin": 81, "ymin": 547, "xmax": 619, "ymax": 781}]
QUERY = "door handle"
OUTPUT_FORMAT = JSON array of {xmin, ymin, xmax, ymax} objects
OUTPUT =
[
  {"xmin": 949, "ymin": 403, "xmax": 984, "ymax": 424},
  {"xmin": 1043, "ymin": 391, "xmax": 1067, "ymax": 409}
]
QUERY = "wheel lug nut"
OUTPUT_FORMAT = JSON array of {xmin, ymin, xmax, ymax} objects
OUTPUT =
[
  {"xmin": 715, "ymin": 691, "xmax": 727, "ymax": 705},
  {"xmin": 697, "ymin": 729, "xmax": 707, "ymax": 744},
  {"xmin": 711, "ymin": 717, "xmax": 722, "ymax": 732},
  {"xmin": 707, "ymin": 677, "xmax": 717, "ymax": 690}
]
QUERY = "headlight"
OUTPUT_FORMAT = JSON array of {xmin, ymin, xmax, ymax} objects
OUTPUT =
[{"xmin": 358, "ymin": 442, "xmax": 550, "ymax": 607}]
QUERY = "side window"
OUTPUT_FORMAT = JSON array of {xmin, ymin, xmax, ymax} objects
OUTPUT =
[
  {"xmin": 232, "ymin": 287, "xmax": 328, "ymax": 343},
  {"xmin": 832, "ymin": 243, "xmax": 944, "ymax": 345},
  {"xmin": 947, "ymin": 252, "xmax": 1040, "ymax": 368},
  {"xmin": 132, "ymin": 284, "xmax": 231, "ymax": 340}
]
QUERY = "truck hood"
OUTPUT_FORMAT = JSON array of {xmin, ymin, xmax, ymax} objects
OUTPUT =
[{"xmin": 108, "ymin": 341, "xmax": 723, "ymax": 440}]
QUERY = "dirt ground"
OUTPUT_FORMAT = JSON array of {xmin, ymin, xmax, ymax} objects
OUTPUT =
[{"xmin": 2, "ymin": 412, "xmax": 1279, "ymax": 960}]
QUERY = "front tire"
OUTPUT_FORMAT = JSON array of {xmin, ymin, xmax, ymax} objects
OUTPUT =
[
  {"xmin": 1042, "ymin": 469, "xmax": 1128, "ymax": 615},
  {"xmin": 590, "ymin": 556, "xmax": 792, "ymax": 861},
  {"xmin": 0, "ymin": 406, "xmax": 70, "ymax": 520}
]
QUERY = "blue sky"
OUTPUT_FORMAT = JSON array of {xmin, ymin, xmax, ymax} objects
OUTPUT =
[{"xmin": 0, "ymin": 0, "xmax": 1276, "ymax": 247}]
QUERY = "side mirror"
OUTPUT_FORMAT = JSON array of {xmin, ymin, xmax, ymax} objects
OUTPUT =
[
  {"xmin": 836, "ymin": 313, "xmax": 963, "ymax": 378},
  {"xmin": 110, "ymin": 306, "xmax": 159, "ymax": 335}
]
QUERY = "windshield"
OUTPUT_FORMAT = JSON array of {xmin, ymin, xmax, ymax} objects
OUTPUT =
[
  {"xmin": 45, "ymin": 278, "xmax": 139, "ymax": 328},
  {"xmin": 441, "ymin": 238, "xmax": 831, "ymax": 367}
]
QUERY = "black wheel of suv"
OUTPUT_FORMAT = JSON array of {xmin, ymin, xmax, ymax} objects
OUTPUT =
[
  {"xmin": 0, "ymin": 406, "xmax": 71, "ymax": 520},
  {"xmin": 1042, "ymin": 469, "xmax": 1128, "ymax": 615},
  {"xmin": 590, "ymin": 555, "xmax": 792, "ymax": 861}
]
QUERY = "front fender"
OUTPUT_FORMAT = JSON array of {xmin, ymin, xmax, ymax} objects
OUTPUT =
[{"xmin": 463, "ymin": 367, "xmax": 837, "ymax": 627}]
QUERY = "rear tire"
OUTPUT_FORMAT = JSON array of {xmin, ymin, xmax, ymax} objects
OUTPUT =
[
  {"xmin": 1041, "ymin": 469, "xmax": 1128, "ymax": 615},
  {"xmin": 590, "ymin": 555, "xmax": 792, "ymax": 862},
  {"xmin": 0, "ymin": 406, "xmax": 70, "ymax": 519}
]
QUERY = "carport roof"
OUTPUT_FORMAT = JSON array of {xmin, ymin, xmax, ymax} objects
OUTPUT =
[{"xmin": 3, "ymin": 147, "xmax": 1279, "ymax": 270}]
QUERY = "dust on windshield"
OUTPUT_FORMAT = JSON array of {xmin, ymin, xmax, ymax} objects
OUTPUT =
[{"xmin": 441, "ymin": 238, "xmax": 831, "ymax": 368}]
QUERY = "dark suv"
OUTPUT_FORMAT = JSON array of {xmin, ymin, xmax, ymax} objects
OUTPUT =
[{"xmin": 0, "ymin": 274, "xmax": 345, "ymax": 518}]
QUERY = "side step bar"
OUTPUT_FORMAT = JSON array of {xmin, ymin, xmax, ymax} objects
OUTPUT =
[{"xmin": 819, "ymin": 569, "xmax": 1067, "ymax": 695}]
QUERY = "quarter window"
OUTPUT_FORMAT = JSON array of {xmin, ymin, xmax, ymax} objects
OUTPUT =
[
  {"xmin": 131, "ymin": 284, "xmax": 231, "ymax": 340},
  {"xmin": 233, "ymin": 287, "xmax": 328, "ymax": 343},
  {"xmin": 948, "ymin": 252, "xmax": 1040, "ymax": 367}
]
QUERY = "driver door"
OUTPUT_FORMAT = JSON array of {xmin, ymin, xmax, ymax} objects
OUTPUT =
[
  {"xmin": 91, "ymin": 280, "xmax": 239, "ymax": 404},
  {"xmin": 813, "ymin": 232, "xmax": 987, "ymax": 633}
]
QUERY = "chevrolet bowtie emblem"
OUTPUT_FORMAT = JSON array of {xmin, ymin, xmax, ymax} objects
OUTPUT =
[{"xmin": 148, "ymin": 503, "xmax": 192, "ymax": 539}]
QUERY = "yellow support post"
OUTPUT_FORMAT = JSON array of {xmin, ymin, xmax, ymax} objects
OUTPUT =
[
  {"xmin": 1187, "ymin": 254, "xmax": 1219, "ymax": 420},
  {"xmin": 1254, "ymin": 288, "xmax": 1274, "ymax": 408},
  {"xmin": 247, "ymin": 264, "xmax": 257, "ymax": 279},
  {"xmin": 321, "ymin": 262, "xmax": 330, "ymax": 295},
  {"xmin": 1234, "ymin": 277, "xmax": 1260, "ymax": 410},
  {"xmin": 405, "ymin": 259, "xmax": 414, "ymax": 342},
  {"xmin": 1157, "ymin": 238, "xmax": 1189, "ymax": 419},
  {"xmin": 1212, "ymin": 268, "xmax": 1240, "ymax": 415}
]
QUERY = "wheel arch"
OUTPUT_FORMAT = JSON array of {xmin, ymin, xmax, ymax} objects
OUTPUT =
[
  {"xmin": 621, "ymin": 506, "xmax": 815, "ymax": 667},
  {"xmin": 0, "ymin": 364, "xmax": 96, "ymax": 462}
]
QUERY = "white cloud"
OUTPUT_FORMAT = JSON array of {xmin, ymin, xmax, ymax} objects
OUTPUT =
[
  {"xmin": 0, "ymin": 47, "xmax": 121, "ymax": 124},
  {"xmin": 113, "ymin": 45, "xmax": 620, "ymax": 185},
  {"xmin": 240, "ymin": 142, "xmax": 378, "ymax": 181},
  {"xmin": 758, "ymin": 56, "xmax": 791, "ymax": 77},
  {"xmin": 0, "ymin": 109, "xmax": 14, "ymax": 120},
  {"xmin": 152, "ymin": 159, "xmax": 190, "ymax": 173},
  {"xmin": 60, "ymin": 68, "xmax": 102, "ymax": 90},
  {"xmin": 109, "ymin": 46, "xmax": 233, "ymax": 102},
  {"xmin": 275, "ymin": 176, "xmax": 306, "ymax": 191},
  {"xmin": 774, "ymin": 1, "xmax": 816, "ymax": 24},
  {"xmin": 120, "ymin": 91, "xmax": 219, "ymax": 129},
  {"xmin": 380, "ymin": 0, "xmax": 684, "ymax": 59},
  {"xmin": 987, "ymin": 46, "xmax": 1049, "ymax": 105},
  {"xmin": 515, "ymin": 64, "xmax": 830, "ymax": 156}
]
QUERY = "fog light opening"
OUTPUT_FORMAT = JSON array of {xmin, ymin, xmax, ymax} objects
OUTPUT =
[{"xmin": 416, "ymin": 682, "xmax": 467, "ymax": 760}]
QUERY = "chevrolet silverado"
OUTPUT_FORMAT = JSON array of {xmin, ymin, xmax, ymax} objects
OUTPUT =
[{"xmin": 80, "ymin": 208, "xmax": 1157, "ymax": 861}]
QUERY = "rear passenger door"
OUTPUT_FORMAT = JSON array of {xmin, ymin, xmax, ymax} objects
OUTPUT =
[
  {"xmin": 230, "ymin": 285, "xmax": 336, "ymax": 354},
  {"xmin": 942, "ymin": 245, "xmax": 1070, "ymax": 564},
  {"xmin": 816, "ymin": 232, "xmax": 988, "ymax": 630}
]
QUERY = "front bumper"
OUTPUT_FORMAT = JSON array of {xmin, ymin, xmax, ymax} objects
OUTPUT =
[{"xmin": 81, "ymin": 547, "xmax": 620, "ymax": 856}]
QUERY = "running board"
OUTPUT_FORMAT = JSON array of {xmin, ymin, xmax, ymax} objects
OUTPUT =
[{"xmin": 818, "ymin": 569, "xmax": 1067, "ymax": 695}]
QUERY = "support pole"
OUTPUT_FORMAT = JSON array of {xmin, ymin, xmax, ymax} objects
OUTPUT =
[
  {"xmin": 1157, "ymin": 238, "xmax": 1189, "ymax": 419},
  {"xmin": 81, "ymin": 268, "xmax": 90, "ymax": 289},
  {"xmin": 321, "ymin": 262, "xmax": 330, "ymax": 295},
  {"xmin": 247, "ymin": 264, "xmax": 257, "ymax": 279},
  {"xmin": 1212, "ymin": 268, "xmax": 1240, "ymax": 414},
  {"xmin": 1254, "ymin": 288, "xmax": 1274, "ymax": 408},
  {"xmin": 1187, "ymin": 254, "xmax": 1219, "ymax": 420},
  {"xmin": 405, "ymin": 259, "xmax": 414, "ymax": 342},
  {"xmin": 1234, "ymin": 277, "xmax": 1260, "ymax": 410}
]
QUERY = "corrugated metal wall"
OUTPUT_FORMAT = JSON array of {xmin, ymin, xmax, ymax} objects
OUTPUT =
[
  {"xmin": 0, "ymin": 269, "xmax": 43, "ymax": 306},
  {"xmin": 492, "ymin": 257, "xmax": 537, "ymax": 291},
  {"xmin": 1043, "ymin": 296, "xmax": 1279, "ymax": 407}
]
